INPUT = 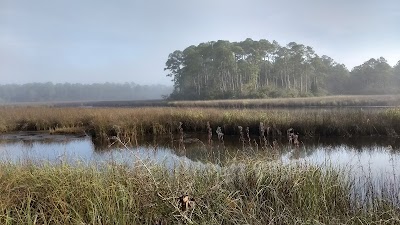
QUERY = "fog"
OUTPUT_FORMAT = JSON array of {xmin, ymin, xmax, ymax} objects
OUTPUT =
[
  {"xmin": 0, "ymin": 83, "xmax": 172, "ymax": 103},
  {"xmin": 1, "ymin": 0, "xmax": 399, "ymax": 86},
  {"xmin": 1, "ymin": 0, "xmax": 399, "ymax": 101}
]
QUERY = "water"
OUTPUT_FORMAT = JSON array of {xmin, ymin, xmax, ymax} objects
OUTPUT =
[
  {"xmin": 0, "ymin": 132, "xmax": 207, "ymax": 168},
  {"xmin": 1, "ymin": 132, "xmax": 399, "ymax": 186}
]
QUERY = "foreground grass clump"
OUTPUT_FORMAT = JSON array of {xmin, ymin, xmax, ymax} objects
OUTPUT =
[
  {"xmin": 1, "ymin": 106, "xmax": 400, "ymax": 139},
  {"xmin": 0, "ymin": 160, "xmax": 399, "ymax": 224}
]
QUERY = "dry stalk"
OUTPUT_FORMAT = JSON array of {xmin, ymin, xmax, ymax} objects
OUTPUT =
[
  {"xmin": 110, "ymin": 136, "xmax": 158, "ymax": 189},
  {"xmin": 111, "ymin": 136, "xmax": 195, "ymax": 224},
  {"xmin": 206, "ymin": 121, "xmax": 213, "ymax": 145}
]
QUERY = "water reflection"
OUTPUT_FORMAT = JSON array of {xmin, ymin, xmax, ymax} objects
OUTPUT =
[
  {"xmin": 1, "ymin": 132, "xmax": 400, "ymax": 175},
  {"xmin": 1, "ymin": 132, "xmax": 399, "ymax": 205}
]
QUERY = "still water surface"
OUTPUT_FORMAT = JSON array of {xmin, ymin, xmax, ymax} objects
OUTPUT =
[{"xmin": 0, "ymin": 132, "xmax": 399, "ymax": 187}]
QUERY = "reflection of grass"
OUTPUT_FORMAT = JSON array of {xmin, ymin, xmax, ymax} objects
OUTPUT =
[
  {"xmin": 49, "ymin": 126, "xmax": 85, "ymax": 135},
  {"xmin": 1, "ymin": 107, "xmax": 400, "ymax": 140},
  {"xmin": 169, "ymin": 94, "xmax": 400, "ymax": 108},
  {"xmin": 0, "ymin": 159, "xmax": 398, "ymax": 224}
]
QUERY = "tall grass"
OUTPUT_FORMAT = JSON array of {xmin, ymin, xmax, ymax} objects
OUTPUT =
[
  {"xmin": 1, "ymin": 106, "xmax": 400, "ymax": 139},
  {"xmin": 0, "ymin": 158, "xmax": 398, "ymax": 224},
  {"xmin": 3, "ymin": 95, "xmax": 400, "ymax": 108},
  {"xmin": 169, "ymin": 95, "xmax": 400, "ymax": 108}
]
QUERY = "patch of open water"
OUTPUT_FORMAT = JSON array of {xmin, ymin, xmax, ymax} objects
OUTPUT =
[{"xmin": 0, "ymin": 132, "xmax": 399, "ymax": 195}]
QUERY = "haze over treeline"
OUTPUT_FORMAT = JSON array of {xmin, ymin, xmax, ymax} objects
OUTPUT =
[
  {"xmin": 0, "ymin": 83, "xmax": 172, "ymax": 103},
  {"xmin": 165, "ymin": 38, "xmax": 400, "ymax": 100}
]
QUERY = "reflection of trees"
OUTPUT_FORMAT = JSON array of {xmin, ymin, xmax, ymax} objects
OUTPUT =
[
  {"xmin": 91, "ymin": 134, "xmax": 230, "ymax": 163},
  {"xmin": 5, "ymin": 132, "xmax": 394, "ymax": 164},
  {"xmin": 92, "ymin": 134, "xmax": 400, "ymax": 162}
]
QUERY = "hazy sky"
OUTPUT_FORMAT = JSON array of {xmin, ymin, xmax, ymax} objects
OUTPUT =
[{"xmin": 1, "ymin": 0, "xmax": 399, "ymax": 85}]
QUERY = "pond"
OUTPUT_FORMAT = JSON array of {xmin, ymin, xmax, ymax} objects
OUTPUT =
[{"xmin": 0, "ymin": 132, "xmax": 399, "ymax": 194}]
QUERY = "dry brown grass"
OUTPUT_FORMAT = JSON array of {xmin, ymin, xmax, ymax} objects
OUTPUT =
[
  {"xmin": 1, "ymin": 106, "xmax": 400, "ymax": 140},
  {"xmin": 169, "ymin": 94, "xmax": 400, "ymax": 108}
]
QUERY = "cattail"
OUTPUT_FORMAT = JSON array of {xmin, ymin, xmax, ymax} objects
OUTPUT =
[
  {"xmin": 293, "ymin": 133, "xmax": 300, "ymax": 147},
  {"xmin": 272, "ymin": 139, "xmax": 278, "ymax": 151},
  {"xmin": 253, "ymin": 139, "xmax": 258, "ymax": 151},
  {"xmin": 206, "ymin": 122, "xmax": 213, "ymax": 145},
  {"xmin": 246, "ymin": 127, "xmax": 251, "ymax": 146},
  {"xmin": 238, "ymin": 126, "xmax": 245, "ymax": 146},
  {"xmin": 178, "ymin": 122, "xmax": 185, "ymax": 150},
  {"xmin": 259, "ymin": 122, "xmax": 265, "ymax": 146},
  {"xmin": 287, "ymin": 128, "xmax": 294, "ymax": 144},
  {"xmin": 216, "ymin": 126, "xmax": 224, "ymax": 142}
]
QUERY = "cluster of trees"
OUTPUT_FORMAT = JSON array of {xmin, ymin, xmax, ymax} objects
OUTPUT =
[
  {"xmin": 165, "ymin": 38, "xmax": 400, "ymax": 99},
  {"xmin": 0, "ymin": 82, "xmax": 172, "ymax": 103}
]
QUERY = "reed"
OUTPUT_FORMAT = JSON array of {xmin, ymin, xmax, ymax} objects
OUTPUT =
[{"xmin": 0, "ymin": 158, "xmax": 398, "ymax": 224}]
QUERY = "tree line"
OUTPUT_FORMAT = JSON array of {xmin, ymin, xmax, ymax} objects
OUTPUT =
[
  {"xmin": 0, "ymin": 82, "xmax": 172, "ymax": 103},
  {"xmin": 165, "ymin": 38, "xmax": 400, "ymax": 99}
]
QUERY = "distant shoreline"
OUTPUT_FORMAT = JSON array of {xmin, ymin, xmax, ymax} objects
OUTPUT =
[{"xmin": 1, "ymin": 94, "xmax": 400, "ymax": 108}]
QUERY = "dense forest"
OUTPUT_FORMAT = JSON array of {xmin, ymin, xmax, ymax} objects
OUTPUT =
[
  {"xmin": 0, "ymin": 83, "xmax": 172, "ymax": 103},
  {"xmin": 165, "ymin": 38, "xmax": 400, "ymax": 99}
]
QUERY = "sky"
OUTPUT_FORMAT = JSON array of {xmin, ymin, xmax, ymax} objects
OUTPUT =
[{"xmin": 1, "ymin": 0, "xmax": 399, "ymax": 85}]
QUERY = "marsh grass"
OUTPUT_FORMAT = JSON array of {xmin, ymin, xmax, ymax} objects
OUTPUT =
[
  {"xmin": 0, "ymin": 158, "xmax": 399, "ymax": 225},
  {"xmin": 1, "ymin": 106, "xmax": 400, "ymax": 141},
  {"xmin": 169, "ymin": 95, "xmax": 400, "ymax": 108}
]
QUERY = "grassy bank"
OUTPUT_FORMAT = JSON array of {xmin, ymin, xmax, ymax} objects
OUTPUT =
[
  {"xmin": 4, "ymin": 95, "xmax": 400, "ymax": 109},
  {"xmin": 1, "ymin": 107, "xmax": 400, "ymax": 140},
  {"xmin": 169, "ymin": 95, "xmax": 400, "ymax": 108},
  {"xmin": 0, "ymin": 160, "xmax": 398, "ymax": 224}
]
